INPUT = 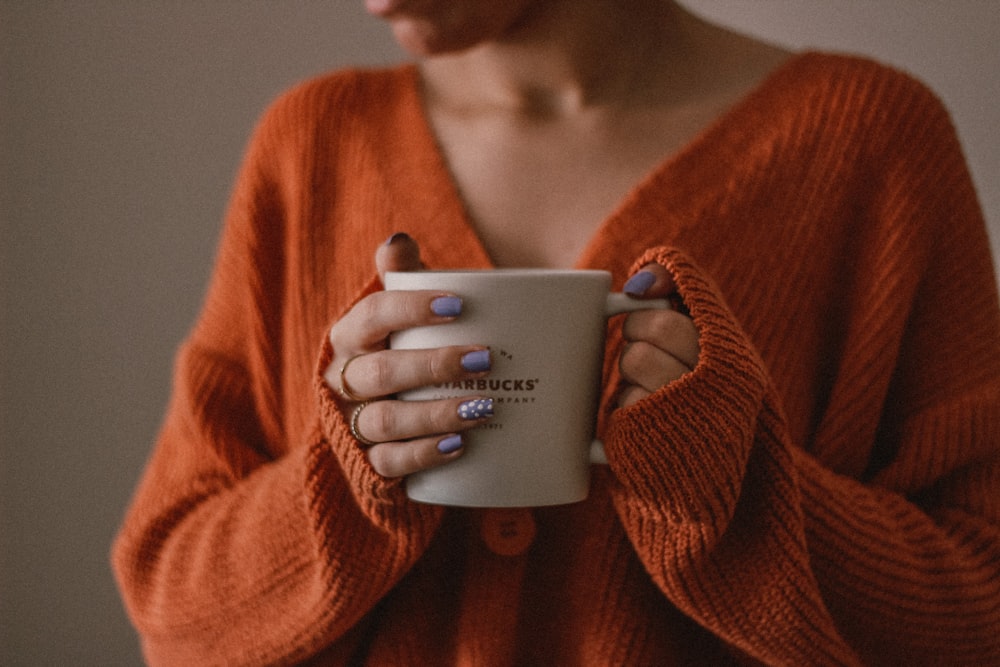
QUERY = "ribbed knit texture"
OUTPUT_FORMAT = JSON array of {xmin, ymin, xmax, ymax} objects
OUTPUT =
[{"xmin": 112, "ymin": 52, "xmax": 1000, "ymax": 666}]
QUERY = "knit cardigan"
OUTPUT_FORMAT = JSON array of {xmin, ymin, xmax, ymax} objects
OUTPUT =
[{"xmin": 112, "ymin": 52, "xmax": 1000, "ymax": 666}]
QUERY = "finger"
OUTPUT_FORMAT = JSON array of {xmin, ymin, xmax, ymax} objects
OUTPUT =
[
  {"xmin": 617, "ymin": 384, "xmax": 651, "ymax": 409},
  {"xmin": 330, "ymin": 289, "xmax": 463, "ymax": 353},
  {"xmin": 328, "ymin": 346, "xmax": 491, "ymax": 401},
  {"xmin": 366, "ymin": 433, "xmax": 466, "ymax": 478},
  {"xmin": 376, "ymin": 232, "xmax": 423, "ymax": 283},
  {"xmin": 622, "ymin": 309, "xmax": 700, "ymax": 369},
  {"xmin": 623, "ymin": 263, "xmax": 678, "ymax": 299},
  {"xmin": 356, "ymin": 395, "xmax": 494, "ymax": 444},
  {"xmin": 619, "ymin": 340, "xmax": 691, "ymax": 393}
]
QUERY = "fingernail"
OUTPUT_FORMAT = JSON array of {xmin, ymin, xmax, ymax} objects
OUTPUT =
[
  {"xmin": 437, "ymin": 434, "xmax": 464, "ymax": 454},
  {"xmin": 384, "ymin": 232, "xmax": 412, "ymax": 246},
  {"xmin": 623, "ymin": 270, "xmax": 656, "ymax": 296},
  {"xmin": 431, "ymin": 296, "xmax": 462, "ymax": 317},
  {"xmin": 458, "ymin": 398, "xmax": 493, "ymax": 420},
  {"xmin": 461, "ymin": 349, "xmax": 491, "ymax": 373}
]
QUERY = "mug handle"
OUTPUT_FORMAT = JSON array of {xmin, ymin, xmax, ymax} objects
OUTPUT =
[{"xmin": 590, "ymin": 293, "xmax": 672, "ymax": 464}]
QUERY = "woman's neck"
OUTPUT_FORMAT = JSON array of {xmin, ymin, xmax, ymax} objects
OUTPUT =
[{"xmin": 418, "ymin": 1, "xmax": 751, "ymax": 118}]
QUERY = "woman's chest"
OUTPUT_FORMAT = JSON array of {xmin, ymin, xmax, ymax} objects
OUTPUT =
[{"xmin": 426, "ymin": 104, "xmax": 733, "ymax": 268}]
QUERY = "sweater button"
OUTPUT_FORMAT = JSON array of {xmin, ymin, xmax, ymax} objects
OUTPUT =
[{"xmin": 480, "ymin": 508, "xmax": 536, "ymax": 556}]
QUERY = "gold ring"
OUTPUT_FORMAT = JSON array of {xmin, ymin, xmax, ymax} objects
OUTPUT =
[
  {"xmin": 349, "ymin": 400, "xmax": 378, "ymax": 446},
  {"xmin": 337, "ymin": 354, "xmax": 366, "ymax": 402}
]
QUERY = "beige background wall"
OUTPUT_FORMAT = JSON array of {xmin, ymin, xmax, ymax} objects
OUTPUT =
[{"xmin": 2, "ymin": 2, "xmax": 997, "ymax": 664}]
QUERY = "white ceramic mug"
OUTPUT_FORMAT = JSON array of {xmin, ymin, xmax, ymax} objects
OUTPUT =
[{"xmin": 385, "ymin": 269, "xmax": 668, "ymax": 507}]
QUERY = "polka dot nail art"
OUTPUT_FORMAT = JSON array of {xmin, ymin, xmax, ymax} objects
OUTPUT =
[{"xmin": 458, "ymin": 398, "xmax": 494, "ymax": 420}]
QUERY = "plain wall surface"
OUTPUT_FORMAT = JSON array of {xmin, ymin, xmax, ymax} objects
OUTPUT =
[{"xmin": 2, "ymin": 2, "xmax": 997, "ymax": 664}]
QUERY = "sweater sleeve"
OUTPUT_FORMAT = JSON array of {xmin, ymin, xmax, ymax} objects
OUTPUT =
[
  {"xmin": 606, "ymin": 247, "xmax": 863, "ymax": 666},
  {"xmin": 111, "ymin": 83, "xmax": 444, "ymax": 666},
  {"xmin": 605, "ymin": 81, "xmax": 1000, "ymax": 664}
]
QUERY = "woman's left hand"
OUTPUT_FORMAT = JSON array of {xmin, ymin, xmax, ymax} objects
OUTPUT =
[{"xmin": 618, "ymin": 263, "xmax": 700, "ymax": 407}]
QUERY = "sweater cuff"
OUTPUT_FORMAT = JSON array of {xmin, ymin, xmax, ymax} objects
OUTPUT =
[
  {"xmin": 606, "ymin": 247, "xmax": 768, "ymax": 518},
  {"xmin": 313, "ymin": 274, "xmax": 444, "ymax": 530}
]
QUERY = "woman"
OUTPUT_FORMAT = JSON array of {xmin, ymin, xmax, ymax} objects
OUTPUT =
[{"xmin": 113, "ymin": 1, "xmax": 1000, "ymax": 664}]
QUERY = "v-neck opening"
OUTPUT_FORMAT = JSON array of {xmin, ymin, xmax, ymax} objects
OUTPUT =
[{"xmin": 392, "ymin": 51, "xmax": 812, "ymax": 272}]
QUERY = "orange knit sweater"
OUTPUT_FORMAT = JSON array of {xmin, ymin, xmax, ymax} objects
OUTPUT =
[{"xmin": 112, "ymin": 53, "xmax": 1000, "ymax": 666}]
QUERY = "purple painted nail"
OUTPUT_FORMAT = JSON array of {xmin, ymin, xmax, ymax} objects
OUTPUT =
[
  {"xmin": 458, "ymin": 398, "xmax": 494, "ymax": 420},
  {"xmin": 623, "ymin": 270, "xmax": 656, "ymax": 297},
  {"xmin": 431, "ymin": 296, "xmax": 462, "ymax": 317},
  {"xmin": 461, "ymin": 349, "xmax": 491, "ymax": 373},
  {"xmin": 437, "ymin": 434, "xmax": 464, "ymax": 454}
]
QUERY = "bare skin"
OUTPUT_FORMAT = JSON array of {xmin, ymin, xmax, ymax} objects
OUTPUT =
[
  {"xmin": 328, "ymin": 0, "xmax": 791, "ymax": 477},
  {"xmin": 419, "ymin": 1, "xmax": 791, "ymax": 268}
]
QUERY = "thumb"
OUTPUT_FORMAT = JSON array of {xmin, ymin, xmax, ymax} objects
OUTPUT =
[
  {"xmin": 376, "ymin": 232, "xmax": 424, "ymax": 283},
  {"xmin": 624, "ymin": 262, "xmax": 690, "ymax": 315},
  {"xmin": 623, "ymin": 263, "xmax": 677, "ymax": 298}
]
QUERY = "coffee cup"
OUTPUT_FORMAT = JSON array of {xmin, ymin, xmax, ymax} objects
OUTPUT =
[{"xmin": 385, "ymin": 269, "xmax": 668, "ymax": 507}]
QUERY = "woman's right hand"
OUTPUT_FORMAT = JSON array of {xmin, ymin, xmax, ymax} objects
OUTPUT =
[{"xmin": 323, "ymin": 233, "xmax": 494, "ymax": 478}]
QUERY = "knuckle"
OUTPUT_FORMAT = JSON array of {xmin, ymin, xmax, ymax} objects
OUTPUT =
[
  {"xmin": 396, "ymin": 292, "xmax": 431, "ymax": 324},
  {"xmin": 409, "ymin": 294, "xmax": 433, "ymax": 321},
  {"xmin": 370, "ymin": 401, "xmax": 397, "ymax": 441},
  {"xmin": 353, "ymin": 294, "xmax": 382, "ymax": 330},
  {"xmin": 619, "ymin": 385, "xmax": 650, "ymax": 408},
  {"xmin": 619, "ymin": 341, "xmax": 650, "ymax": 378},
  {"xmin": 367, "ymin": 440, "xmax": 440, "ymax": 479},
  {"xmin": 626, "ymin": 310, "xmax": 691, "ymax": 346},
  {"xmin": 618, "ymin": 343, "xmax": 634, "ymax": 377},
  {"xmin": 409, "ymin": 443, "xmax": 437, "ymax": 472},
  {"xmin": 425, "ymin": 348, "xmax": 454, "ymax": 382},
  {"xmin": 368, "ymin": 353, "xmax": 395, "ymax": 393},
  {"xmin": 366, "ymin": 445, "xmax": 393, "ymax": 477},
  {"xmin": 408, "ymin": 401, "xmax": 448, "ymax": 437},
  {"xmin": 650, "ymin": 311, "xmax": 683, "ymax": 340},
  {"xmin": 328, "ymin": 318, "xmax": 351, "ymax": 351}
]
